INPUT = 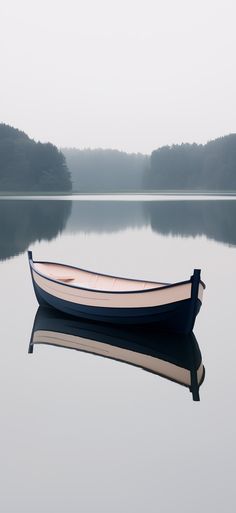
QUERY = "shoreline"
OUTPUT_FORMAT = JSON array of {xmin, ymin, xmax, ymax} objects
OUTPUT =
[{"xmin": 0, "ymin": 191, "xmax": 236, "ymax": 201}]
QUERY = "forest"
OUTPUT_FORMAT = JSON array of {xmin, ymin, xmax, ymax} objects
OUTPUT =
[
  {"xmin": 64, "ymin": 135, "xmax": 236, "ymax": 192},
  {"xmin": 0, "ymin": 124, "xmax": 71, "ymax": 192},
  {"xmin": 0, "ymin": 123, "xmax": 235, "ymax": 192},
  {"xmin": 62, "ymin": 148, "xmax": 148, "ymax": 192},
  {"xmin": 145, "ymin": 135, "xmax": 236, "ymax": 191}
]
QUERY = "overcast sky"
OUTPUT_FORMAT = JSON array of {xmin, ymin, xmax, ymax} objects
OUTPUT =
[{"xmin": 0, "ymin": 0, "xmax": 235, "ymax": 153}]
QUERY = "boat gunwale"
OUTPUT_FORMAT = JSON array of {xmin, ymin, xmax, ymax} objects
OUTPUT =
[{"xmin": 29, "ymin": 257, "xmax": 206, "ymax": 296}]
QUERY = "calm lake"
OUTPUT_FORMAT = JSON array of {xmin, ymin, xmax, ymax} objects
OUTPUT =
[{"xmin": 0, "ymin": 196, "xmax": 236, "ymax": 513}]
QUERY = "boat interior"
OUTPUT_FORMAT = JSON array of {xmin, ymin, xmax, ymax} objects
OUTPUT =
[{"xmin": 34, "ymin": 262, "xmax": 168, "ymax": 292}]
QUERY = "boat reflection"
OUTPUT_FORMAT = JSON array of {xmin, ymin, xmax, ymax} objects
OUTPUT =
[{"xmin": 29, "ymin": 307, "xmax": 205, "ymax": 401}]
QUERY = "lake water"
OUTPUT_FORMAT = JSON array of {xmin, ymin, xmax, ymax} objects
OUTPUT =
[{"xmin": 0, "ymin": 197, "xmax": 236, "ymax": 512}]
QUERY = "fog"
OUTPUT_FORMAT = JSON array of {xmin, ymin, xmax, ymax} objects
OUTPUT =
[{"xmin": 1, "ymin": 0, "xmax": 236, "ymax": 153}]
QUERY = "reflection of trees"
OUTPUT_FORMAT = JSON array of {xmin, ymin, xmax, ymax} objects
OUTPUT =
[
  {"xmin": 145, "ymin": 201, "xmax": 236, "ymax": 246},
  {"xmin": 0, "ymin": 200, "xmax": 71, "ymax": 261},
  {"xmin": 66, "ymin": 201, "xmax": 148, "ymax": 233},
  {"xmin": 66, "ymin": 200, "xmax": 236, "ymax": 246},
  {"xmin": 1, "ymin": 199, "xmax": 235, "ymax": 261}
]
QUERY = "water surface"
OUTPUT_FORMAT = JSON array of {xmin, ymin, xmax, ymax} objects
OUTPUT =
[{"xmin": 0, "ymin": 197, "xmax": 235, "ymax": 512}]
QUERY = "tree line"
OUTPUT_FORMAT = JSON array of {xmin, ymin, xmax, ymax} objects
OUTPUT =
[
  {"xmin": 64, "ymin": 135, "xmax": 236, "ymax": 192},
  {"xmin": 0, "ymin": 123, "xmax": 235, "ymax": 192},
  {"xmin": 62, "ymin": 148, "xmax": 148, "ymax": 192},
  {"xmin": 145, "ymin": 135, "xmax": 236, "ymax": 191},
  {"xmin": 0, "ymin": 124, "xmax": 71, "ymax": 192}
]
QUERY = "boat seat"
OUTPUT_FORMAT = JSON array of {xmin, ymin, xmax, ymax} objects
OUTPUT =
[{"xmin": 47, "ymin": 274, "xmax": 75, "ymax": 282}]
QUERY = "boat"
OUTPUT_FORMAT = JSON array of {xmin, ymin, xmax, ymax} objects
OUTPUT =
[
  {"xmin": 29, "ymin": 306, "xmax": 205, "ymax": 401},
  {"xmin": 28, "ymin": 250, "xmax": 205, "ymax": 334}
]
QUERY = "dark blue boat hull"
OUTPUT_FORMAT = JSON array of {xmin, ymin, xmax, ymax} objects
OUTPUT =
[{"xmin": 33, "ymin": 281, "xmax": 201, "ymax": 334}]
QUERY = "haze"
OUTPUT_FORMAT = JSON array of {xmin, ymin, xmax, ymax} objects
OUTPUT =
[{"xmin": 0, "ymin": 0, "xmax": 235, "ymax": 153}]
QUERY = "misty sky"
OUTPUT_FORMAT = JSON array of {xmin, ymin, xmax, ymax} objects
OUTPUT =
[{"xmin": 1, "ymin": 0, "xmax": 235, "ymax": 153}]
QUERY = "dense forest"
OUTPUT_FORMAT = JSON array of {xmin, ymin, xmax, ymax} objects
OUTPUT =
[
  {"xmin": 0, "ymin": 124, "xmax": 72, "ymax": 192},
  {"xmin": 0, "ymin": 123, "xmax": 235, "ymax": 192},
  {"xmin": 63, "ymin": 135, "xmax": 236, "ymax": 192},
  {"xmin": 145, "ymin": 135, "xmax": 236, "ymax": 191},
  {"xmin": 62, "ymin": 148, "xmax": 148, "ymax": 192}
]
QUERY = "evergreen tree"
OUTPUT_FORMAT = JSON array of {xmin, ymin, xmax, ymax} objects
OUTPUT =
[{"xmin": 0, "ymin": 124, "xmax": 72, "ymax": 192}]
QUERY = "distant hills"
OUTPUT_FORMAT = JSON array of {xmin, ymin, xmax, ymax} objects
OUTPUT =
[
  {"xmin": 63, "ymin": 135, "xmax": 236, "ymax": 192},
  {"xmin": 0, "ymin": 124, "xmax": 71, "ymax": 192},
  {"xmin": 0, "ymin": 123, "xmax": 236, "ymax": 192},
  {"xmin": 62, "ymin": 148, "xmax": 148, "ymax": 192}
]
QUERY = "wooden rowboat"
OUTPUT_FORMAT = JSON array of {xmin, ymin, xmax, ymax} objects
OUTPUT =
[
  {"xmin": 29, "ymin": 306, "xmax": 205, "ymax": 401},
  {"xmin": 28, "ymin": 251, "xmax": 205, "ymax": 334}
]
